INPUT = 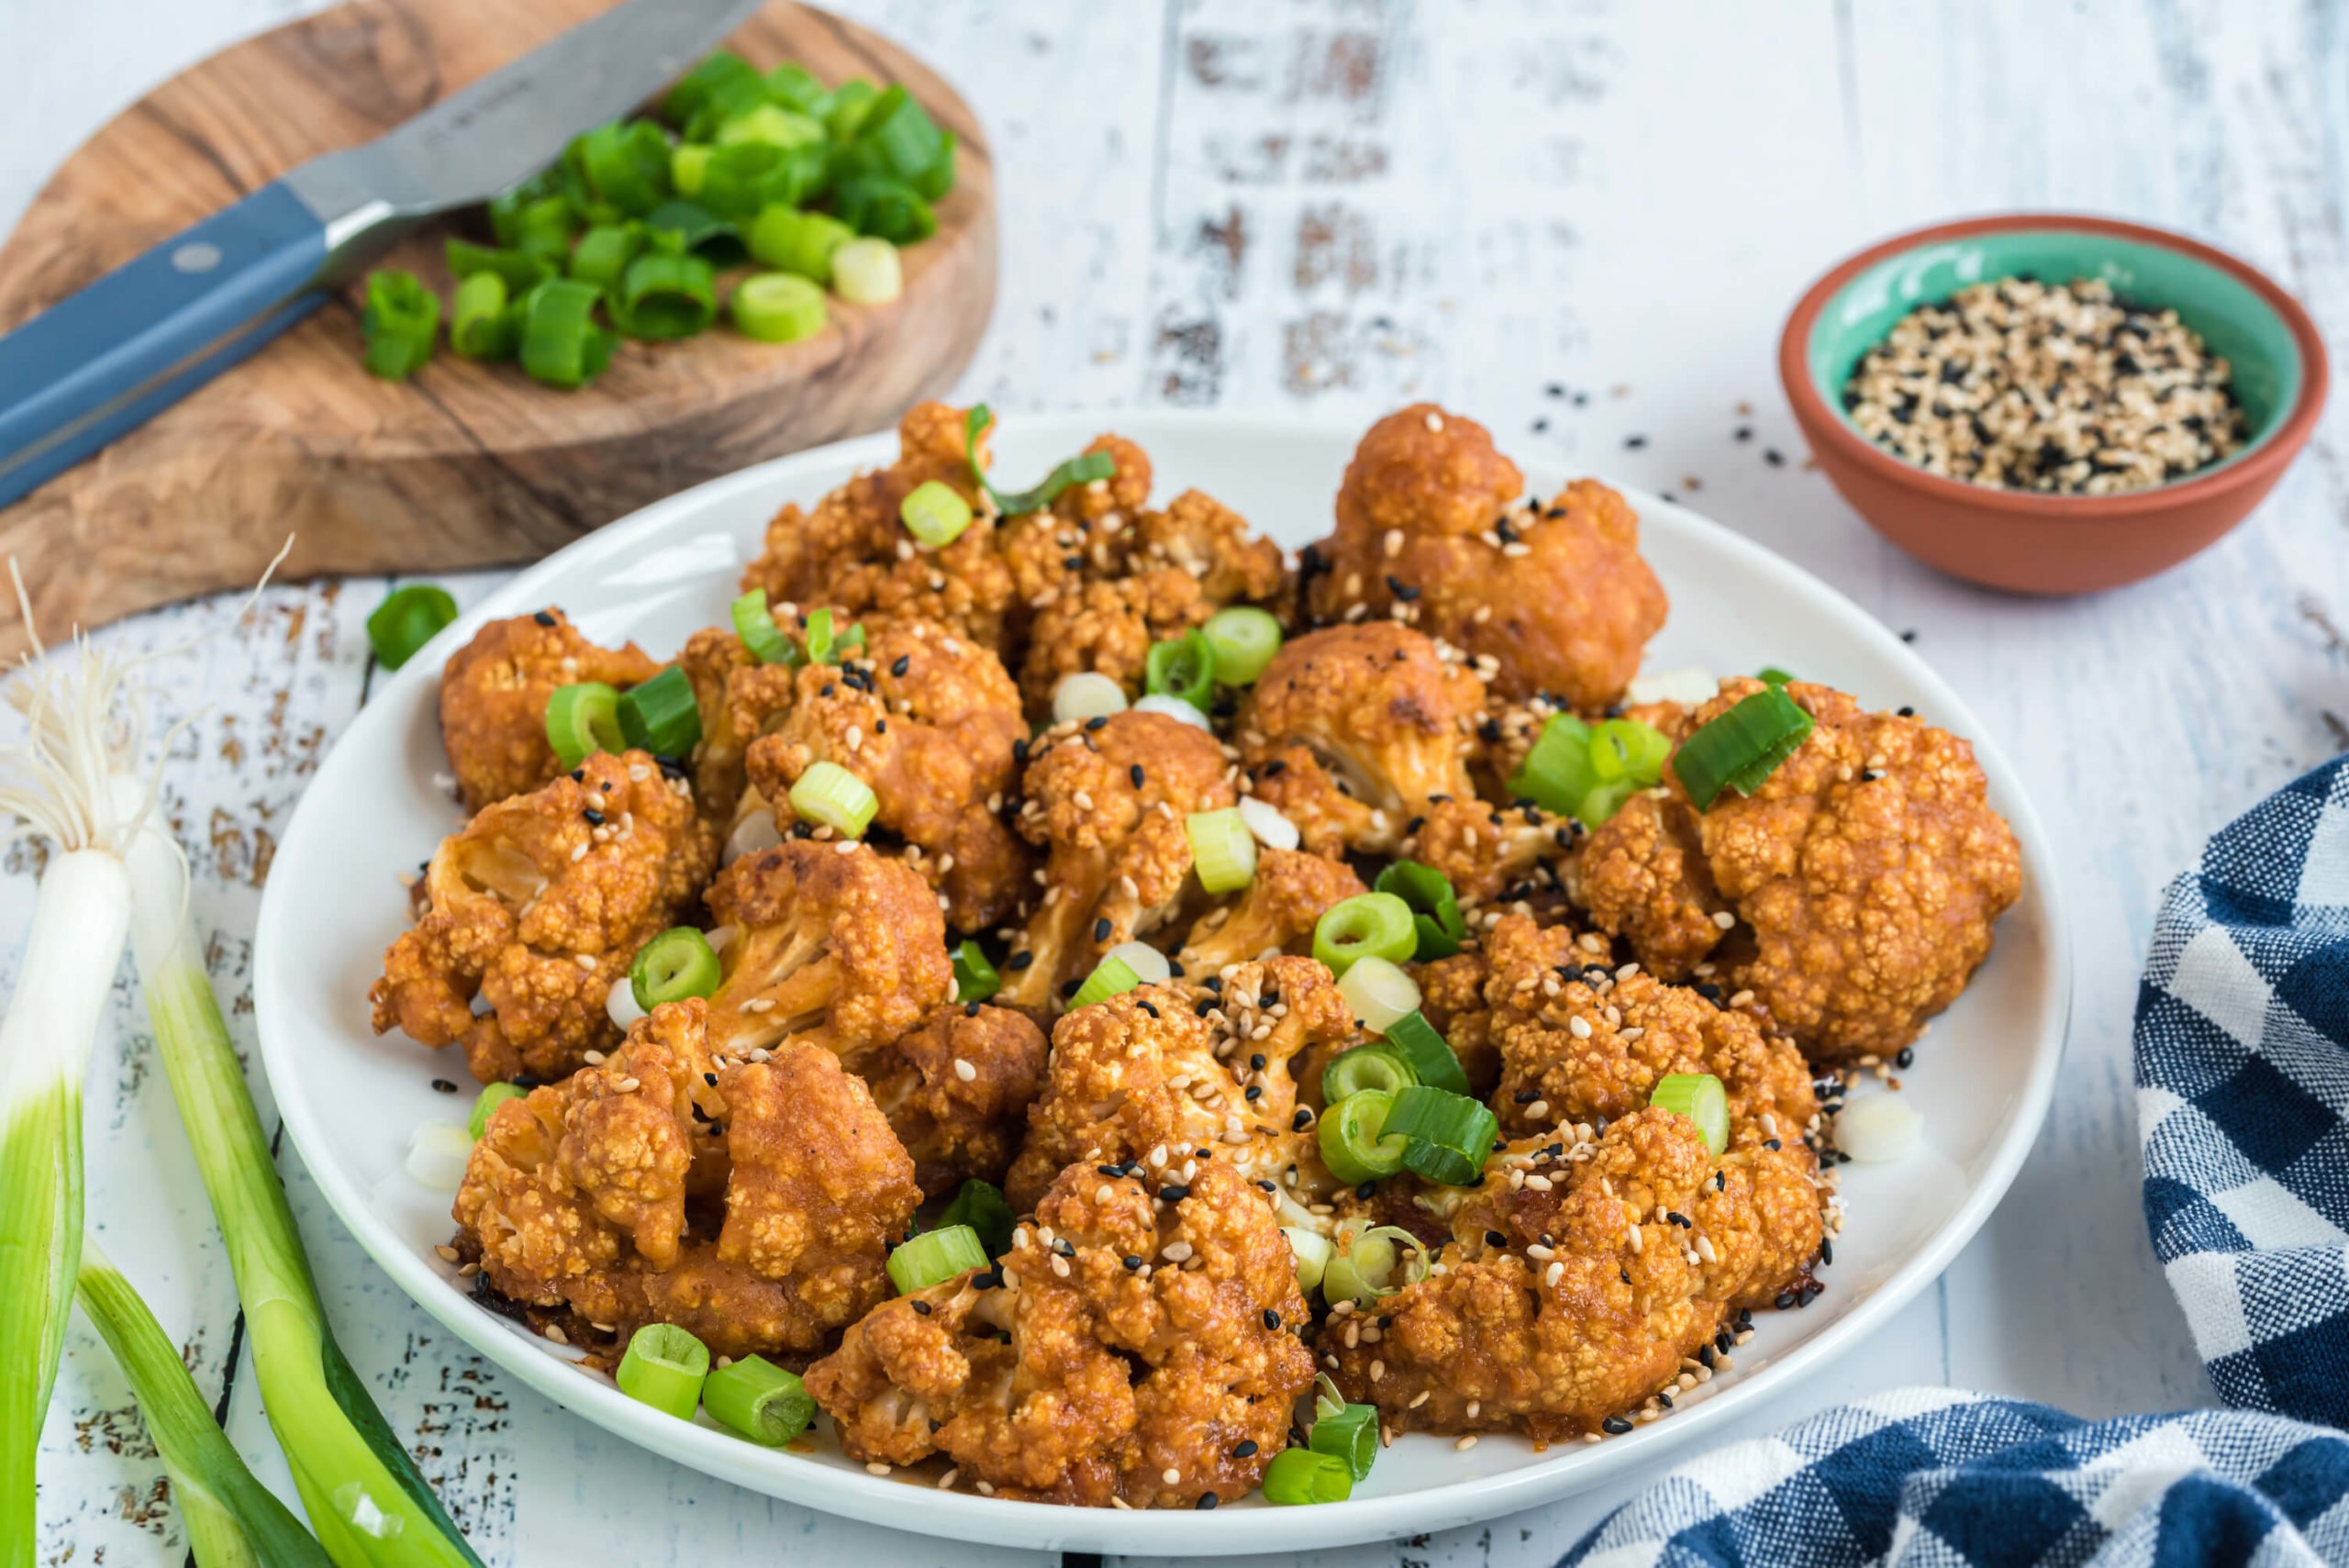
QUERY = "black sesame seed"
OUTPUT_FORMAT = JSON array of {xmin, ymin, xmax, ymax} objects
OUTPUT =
[
  {"xmin": 1819, "ymin": 1239, "xmax": 1834, "ymax": 1266},
  {"xmin": 1623, "ymin": 434, "xmax": 1647, "ymax": 450},
  {"xmin": 1007, "ymin": 951, "xmax": 1034, "ymax": 970},
  {"xmin": 1249, "ymin": 1053, "xmax": 1266, "ymax": 1071},
  {"xmin": 892, "ymin": 654, "xmax": 911, "ymax": 676},
  {"xmin": 1292, "ymin": 1108, "xmax": 1315, "ymax": 1130},
  {"xmin": 1085, "ymin": 716, "xmax": 1108, "ymax": 731},
  {"xmin": 1775, "ymin": 1290, "xmax": 1798, "ymax": 1310},
  {"xmin": 1895, "ymin": 1047, "xmax": 1915, "ymax": 1069},
  {"xmin": 1763, "ymin": 448, "xmax": 1786, "ymax": 466},
  {"xmin": 1602, "ymin": 1416, "xmax": 1632, "ymax": 1435},
  {"xmin": 1196, "ymin": 1494, "xmax": 1219, "ymax": 1510},
  {"xmin": 1123, "ymin": 1255, "xmax": 1143, "ymax": 1270},
  {"xmin": 1159, "ymin": 1185, "xmax": 1189, "ymax": 1203},
  {"xmin": 582, "ymin": 808, "xmax": 605, "ymax": 826},
  {"xmin": 1486, "ymin": 1229, "xmax": 1508, "ymax": 1247},
  {"xmin": 909, "ymin": 1299, "xmax": 932, "ymax": 1315},
  {"xmin": 532, "ymin": 610, "xmax": 557, "ymax": 627},
  {"xmin": 1261, "ymin": 1311, "xmax": 1280, "ymax": 1331},
  {"xmin": 1092, "ymin": 917, "xmax": 1113, "ymax": 943},
  {"xmin": 430, "ymin": 1078, "xmax": 458, "ymax": 1095}
]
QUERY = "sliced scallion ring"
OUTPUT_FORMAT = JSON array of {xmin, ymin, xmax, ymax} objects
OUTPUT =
[
  {"xmin": 569, "ymin": 223, "xmax": 646, "ymax": 293},
  {"xmin": 361, "ymin": 269, "xmax": 439, "ymax": 381},
  {"xmin": 1379, "ymin": 1010, "xmax": 1469, "ymax": 1097},
  {"xmin": 1382, "ymin": 1085, "xmax": 1498, "ymax": 1186},
  {"xmin": 937, "ymin": 1179, "xmax": 1017, "ymax": 1258},
  {"xmin": 450, "ymin": 271, "xmax": 518, "ymax": 360},
  {"xmin": 1575, "ymin": 777, "xmax": 1638, "ymax": 827},
  {"xmin": 701, "ymin": 1355, "xmax": 814, "ymax": 1446},
  {"xmin": 1101, "ymin": 940, "xmax": 1171, "ymax": 987},
  {"xmin": 1373, "ymin": 860, "xmax": 1465, "ymax": 961},
  {"xmin": 1508, "ymin": 713, "xmax": 1598, "ymax": 817},
  {"xmin": 1308, "ymin": 1402, "xmax": 1379, "ymax": 1481},
  {"xmin": 1052, "ymin": 673, "xmax": 1129, "ymax": 725},
  {"xmin": 1238, "ymin": 795, "xmax": 1300, "ymax": 851},
  {"xmin": 1202, "ymin": 606, "xmax": 1283, "ymax": 686},
  {"xmin": 616, "ymin": 1323, "xmax": 709, "ymax": 1420},
  {"xmin": 787, "ymin": 761, "xmax": 877, "ymax": 839},
  {"xmin": 617, "ymin": 250, "xmax": 718, "ymax": 339},
  {"xmin": 1144, "ymin": 629, "xmax": 1216, "ymax": 709},
  {"xmin": 1590, "ymin": 717, "xmax": 1671, "ymax": 785},
  {"xmin": 1318, "ymin": 1088, "xmax": 1406, "ymax": 1185},
  {"xmin": 1319, "ymin": 1043, "xmax": 1416, "ymax": 1105},
  {"xmin": 887, "ymin": 1224, "xmax": 986, "ymax": 1294},
  {"xmin": 466, "ymin": 1083, "xmax": 526, "ymax": 1141},
  {"xmin": 951, "ymin": 940, "xmax": 1001, "ymax": 1004},
  {"xmin": 518, "ymin": 277, "xmax": 618, "ymax": 389},
  {"xmin": 730, "ymin": 271, "xmax": 828, "ymax": 342},
  {"xmin": 1312, "ymin": 893, "xmax": 1416, "ymax": 978},
  {"xmin": 365, "ymin": 584, "xmax": 457, "ymax": 672},
  {"xmin": 747, "ymin": 206, "xmax": 855, "ymax": 283},
  {"xmin": 1068, "ymin": 954, "xmax": 1141, "ymax": 1010},
  {"xmin": 1262, "ymin": 1447, "xmax": 1353, "ymax": 1505},
  {"xmin": 829, "ymin": 237, "xmax": 904, "ymax": 306},
  {"xmin": 1284, "ymin": 1226, "xmax": 1334, "ymax": 1294},
  {"xmin": 900, "ymin": 480, "xmax": 974, "ymax": 547},
  {"xmin": 618, "ymin": 666, "xmax": 702, "ymax": 756},
  {"xmin": 1132, "ymin": 694, "xmax": 1210, "ymax": 730},
  {"xmin": 730, "ymin": 588, "xmax": 798, "ymax": 665},
  {"xmin": 1649, "ymin": 1072, "xmax": 1730, "ymax": 1157},
  {"xmin": 545, "ymin": 682, "xmax": 626, "ymax": 768},
  {"xmin": 1335, "ymin": 956, "xmax": 1419, "ymax": 1036},
  {"xmin": 1320, "ymin": 1223, "xmax": 1428, "ymax": 1307},
  {"xmin": 629, "ymin": 927, "xmax": 722, "ymax": 1012},
  {"xmin": 1185, "ymin": 807, "xmax": 1258, "ymax": 894},
  {"xmin": 1675, "ymin": 685, "xmax": 1816, "ymax": 809}
]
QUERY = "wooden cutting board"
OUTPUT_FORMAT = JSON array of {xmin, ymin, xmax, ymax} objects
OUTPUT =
[{"xmin": 0, "ymin": 0, "xmax": 994, "ymax": 655}]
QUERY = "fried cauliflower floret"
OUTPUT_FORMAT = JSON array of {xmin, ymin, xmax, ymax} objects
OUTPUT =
[
  {"xmin": 1570, "ymin": 790, "xmax": 1727, "ymax": 978},
  {"xmin": 1239, "ymin": 624, "xmax": 1486, "ymax": 858},
  {"xmin": 1318, "ymin": 1106, "xmax": 1820, "ymax": 1441},
  {"xmin": 1006, "ymin": 956, "xmax": 1353, "ymax": 1212},
  {"xmin": 1018, "ymin": 567, "xmax": 1215, "ymax": 713},
  {"xmin": 1130, "ymin": 489, "xmax": 1291, "ymax": 606},
  {"xmin": 1397, "ymin": 794, "xmax": 1577, "ymax": 910},
  {"xmin": 1411, "ymin": 950, "xmax": 1500, "ymax": 1097},
  {"xmin": 703, "ymin": 839, "xmax": 954, "ymax": 1065},
  {"xmin": 1000, "ymin": 709, "xmax": 1236, "ymax": 1011},
  {"xmin": 806, "ymin": 1157, "xmax": 1314, "ymax": 1507},
  {"xmin": 371, "ymin": 751, "xmax": 718, "ymax": 1083},
  {"xmin": 454, "ymin": 999, "xmax": 919, "ymax": 1361},
  {"xmin": 438, "ymin": 609, "xmax": 659, "ymax": 813},
  {"xmin": 1579, "ymin": 679, "xmax": 2023, "ymax": 1061},
  {"xmin": 1308, "ymin": 406, "xmax": 1667, "ymax": 708},
  {"xmin": 1175, "ymin": 848, "xmax": 1364, "ymax": 973},
  {"xmin": 1476, "ymin": 914, "xmax": 1817, "ymax": 1147},
  {"xmin": 740, "ymin": 402, "xmax": 1018, "ymax": 648},
  {"xmin": 743, "ymin": 614, "xmax": 1030, "ymax": 930},
  {"xmin": 852, "ymin": 1003, "xmax": 1050, "ymax": 1192},
  {"xmin": 676, "ymin": 620, "xmax": 801, "ymax": 820}
]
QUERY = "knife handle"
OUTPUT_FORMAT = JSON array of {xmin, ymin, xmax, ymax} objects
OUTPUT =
[{"xmin": 0, "ymin": 181, "xmax": 331, "ymax": 509}]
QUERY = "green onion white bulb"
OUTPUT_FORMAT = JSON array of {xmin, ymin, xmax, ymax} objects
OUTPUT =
[
  {"xmin": 1237, "ymin": 796, "xmax": 1299, "ymax": 851},
  {"xmin": 1052, "ymin": 673, "xmax": 1127, "ymax": 725},
  {"xmin": 1133, "ymin": 694, "xmax": 1210, "ymax": 730},
  {"xmin": 1101, "ymin": 940, "xmax": 1170, "ymax": 986},
  {"xmin": 1337, "ymin": 956, "xmax": 1420, "ymax": 1034},
  {"xmin": 405, "ymin": 1122, "xmax": 475, "ymax": 1188}
]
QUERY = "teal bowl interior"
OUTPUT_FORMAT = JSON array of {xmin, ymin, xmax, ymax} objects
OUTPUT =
[{"xmin": 1804, "ymin": 228, "xmax": 2306, "ymax": 481}]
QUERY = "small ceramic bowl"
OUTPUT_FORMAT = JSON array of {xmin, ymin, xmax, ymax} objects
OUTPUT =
[{"xmin": 1779, "ymin": 213, "xmax": 2329, "ymax": 594}]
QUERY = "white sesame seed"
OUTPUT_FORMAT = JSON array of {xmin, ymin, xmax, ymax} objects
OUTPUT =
[
  {"xmin": 1453, "ymin": 1434, "xmax": 1478, "ymax": 1451},
  {"xmin": 952, "ymin": 1058, "xmax": 977, "ymax": 1083}
]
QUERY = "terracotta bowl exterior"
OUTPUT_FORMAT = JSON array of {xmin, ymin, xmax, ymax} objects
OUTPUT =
[{"xmin": 1779, "ymin": 213, "xmax": 2329, "ymax": 595}]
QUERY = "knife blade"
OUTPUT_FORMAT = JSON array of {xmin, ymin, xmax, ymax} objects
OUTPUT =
[{"xmin": 0, "ymin": 0, "xmax": 764, "ymax": 510}]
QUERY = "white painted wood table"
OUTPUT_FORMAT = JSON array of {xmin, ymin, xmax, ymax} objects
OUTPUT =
[{"xmin": 9, "ymin": 2, "xmax": 2346, "ymax": 1562}]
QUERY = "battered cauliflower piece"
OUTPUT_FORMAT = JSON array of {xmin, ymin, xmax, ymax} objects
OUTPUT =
[
  {"xmin": 1398, "ymin": 794, "xmax": 1577, "ymax": 910},
  {"xmin": 1018, "ymin": 567, "xmax": 1215, "ymax": 713},
  {"xmin": 740, "ymin": 402, "xmax": 1019, "ymax": 649},
  {"xmin": 851, "ymin": 1002, "xmax": 1050, "ymax": 1192},
  {"xmin": 1006, "ymin": 956, "xmax": 1353, "ymax": 1212},
  {"xmin": 371, "ymin": 750, "xmax": 718, "ymax": 1083},
  {"xmin": 1000, "ymin": 709, "xmax": 1237, "ymax": 1011},
  {"xmin": 1308, "ymin": 406, "xmax": 1667, "ymax": 707},
  {"xmin": 805, "ymin": 1156, "xmax": 1315, "ymax": 1507},
  {"xmin": 743, "ymin": 613, "xmax": 1031, "ymax": 930},
  {"xmin": 994, "ymin": 431, "xmax": 1157, "ymax": 608},
  {"xmin": 703, "ymin": 839, "xmax": 954, "ymax": 1066},
  {"xmin": 1239, "ymin": 624, "xmax": 1486, "ymax": 858},
  {"xmin": 1128, "ymin": 489, "xmax": 1292, "ymax": 607},
  {"xmin": 454, "ymin": 998, "xmax": 920, "ymax": 1361},
  {"xmin": 1176, "ymin": 848, "xmax": 1364, "ymax": 973},
  {"xmin": 676, "ymin": 618, "xmax": 800, "ymax": 821},
  {"xmin": 438, "ymin": 609, "xmax": 658, "ymax": 813},
  {"xmin": 1409, "ymin": 949, "xmax": 1501, "ymax": 1097},
  {"xmin": 1578, "ymin": 678, "xmax": 2023, "ymax": 1061},
  {"xmin": 1318, "ymin": 1106, "xmax": 1820, "ymax": 1442}
]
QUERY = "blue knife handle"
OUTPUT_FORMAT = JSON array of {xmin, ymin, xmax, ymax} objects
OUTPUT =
[{"xmin": 0, "ymin": 181, "xmax": 331, "ymax": 508}]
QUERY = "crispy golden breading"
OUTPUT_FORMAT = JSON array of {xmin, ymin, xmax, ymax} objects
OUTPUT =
[
  {"xmin": 852, "ymin": 1003, "xmax": 1050, "ymax": 1192},
  {"xmin": 677, "ymin": 621, "xmax": 800, "ymax": 821},
  {"xmin": 743, "ymin": 614, "xmax": 1030, "ymax": 930},
  {"xmin": 1240, "ymin": 624, "xmax": 1486, "ymax": 858},
  {"xmin": 1577, "ymin": 679, "xmax": 2023, "ymax": 1061},
  {"xmin": 438, "ymin": 610, "xmax": 658, "ymax": 813},
  {"xmin": 1476, "ymin": 913, "xmax": 1818, "ymax": 1146},
  {"xmin": 1000, "ymin": 709, "xmax": 1237, "ymax": 1012},
  {"xmin": 806, "ymin": 1157, "xmax": 1314, "ymax": 1507},
  {"xmin": 1410, "ymin": 950, "xmax": 1500, "ymax": 1098},
  {"xmin": 703, "ymin": 839, "xmax": 954, "ymax": 1065},
  {"xmin": 454, "ymin": 999, "xmax": 919, "ymax": 1361},
  {"xmin": 740, "ymin": 402, "xmax": 1019, "ymax": 649},
  {"xmin": 1007, "ymin": 957, "xmax": 1353, "ymax": 1212},
  {"xmin": 1309, "ymin": 406, "xmax": 1666, "ymax": 707},
  {"xmin": 1019, "ymin": 568, "xmax": 1214, "ymax": 712},
  {"xmin": 1176, "ymin": 848, "xmax": 1364, "ymax": 973},
  {"xmin": 1398, "ymin": 794, "xmax": 1577, "ymax": 909},
  {"xmin": 1130, "ymin": 489, "xmax": 1291, "ymax": 606},
  {"xmin": 371, "ymin": 751, "xmax": 718, "ymax": 1083},
  {"xmin": 1317, "ymin": 1107, "xmax": 1820, "ymax": 1442}
]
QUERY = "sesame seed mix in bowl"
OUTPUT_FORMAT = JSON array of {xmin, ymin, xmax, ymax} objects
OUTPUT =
[{"xmin": 1842, "ymin": 276, "xmax": 2247, "ymax": 495}]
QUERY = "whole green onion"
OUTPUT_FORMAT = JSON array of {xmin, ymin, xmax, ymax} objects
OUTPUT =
[
  {"xmin": 616, "ymin": 251, "xmax": 717, "ymax": 340},
  {"xmin": 701, "ymin": 1355, "xmax": 813, "ymax": 1447},
  {"xmin": 615, "ymin": 1323, "xmax": 708, "ymax": 1420},
  {"xmin": 616, "ymin": 666, "xmax": 702, "ymax": 755},
  {"xmin": 629, "ymin": 928, "xmax": 722, "ymax": 1011},
  {"xmin": 517, "ymin": 278, "xmax": 617, "ymax": 389},
  {"xmin": 361, "ymin": 270, "xmax": 438, "ymax": 381},
  {"xmin": 730, "ymin": 272, "xmax": 828, "ymax": 343},
  {"xmin": 887, "ymin": 1224, "xmax": 986, "ymax": 1294},
  {"xmin": 365, "ymin": 584, "xmax": 458, "ymax": 672},
  {"xmin": 1312, "ymin": 893, "xmax": 1417, "ymax": 977}
]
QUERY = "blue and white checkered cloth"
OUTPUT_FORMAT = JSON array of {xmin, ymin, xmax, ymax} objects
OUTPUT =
[{"xmin": 1559, "ymin": 757, "xmax": 2349, "ymax": 1566}]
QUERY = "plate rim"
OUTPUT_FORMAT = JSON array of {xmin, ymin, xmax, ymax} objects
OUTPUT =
[{"xmin": 253, "ymin": 408, "xmax": 2072, "ymax": 1555}]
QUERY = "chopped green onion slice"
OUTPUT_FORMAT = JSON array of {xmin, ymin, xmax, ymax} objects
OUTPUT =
[
  {"xmin": 951, "ymin": 940, "xmax": 1001, "ymax": 1004},
  {"xmin": 1336, "ymin": 954, "xmax": 1419, "ymax": 1035},
  {"xmin": 937, "ymin": 1179, "xmax": 1015, "ymax": 1258},
  {"xmin": 670, "ymin": 143, "xmax": 711, "ymax": 198},
  {"xmin": 1380, "ymin": 1011, "xmax": 1470, "ymax": 1097},
  {"xmin": 573, "ymin": 120, "xmax": 674, "ymax": 216},
  {"xmin": 662, "ymin": 50, "xmax": 763, "ymax": 129},
  {"xmin": 490, "ymin": 187, "xmax": 580, "ymax": 262},
  {"xmin": 1675, "ymin": 685, "xmax": 1815, "ymax": 809},
  {"xmin": 716, "ymin": 103, "xmax": 824, "ymax": 150},
  {"xmin": 787, "ymin": 760, "xmax": 877, "ymax": 839},
  {"xmin": 618, "ymin": 666, "xmax": 702, "ymax": 755},
  {"xmin": 450, "ymin": 271, "xmax": 518, "ymax": 360},
  {"xmin": 900, "ymin": 480, "xmax": 974, "ymax": 547},
  {"xmin": 617, "ymin": 250, "xmax": 718, "ymax": 340},
  {"xmin": 569, "ymin": 222, "xmax": 646, "ymax": 292},
  {"xmin": 361, "ymin": 269, "xmax": 439, "ymax": 380},
  {"xmin": 1262, "ymin": 1447, "xmax": 1354, "ymax": 1505},
  {"xmin": 1319, "ymin": 1042, "xmax": 1416, "ymax": 1104},
  {"xmin": 1374, "ymin": 860, "xmax": 1465, "ymax": 961},
  {"xmin": 1285, "ymin": 1226, "xmax": 1334, "ymax": 1294},
  {"xmin": 731, "ymin": 588, "xmax": 798, "ymax": 665},
  {"xmin": 1590, "ymin": 717, "xmax": 1671, "ymax": 785},
  {"xmin": 1650, "ymin": 1072, "xmax": 1730, "ymax": 1157},
  {"xmin": 961, "ymin": 404, "xmax": 1119, "ymax": 515},
  {"xmin": 801, "ymin": 606, "xmax": 866, "ymax": 665},
  {"xmin": 518, "ymin": 277, "xmax": 618, "ymax": 388},
  {"xmin": 1185, "ymin": 807, "xmax": 1258, "ymax": 894},
  {"xmin": 1576, "ymin": 777, "xmax": 1638, "ymax": 827},
  {"xmin": 850, "ymin": 84, "xmax": 948, "ymax": 183},
  {"xmin": 1145, "ymin": 630, "xmax": 1216, "ymax": 709},
  {"xmin": 446, "ymin": 238, "xmax": 554, "ymax": 291},
  {"xmin": 546, "ymin": 681, "xmax": 626, "ymax": 768},
  {"xmin": 1104, "ymin": 941, "xmax": 1172, "ymax": 986},
  {"xmin": 834, "ymin": 176, "xmax": 938, "ymax": 245},
  {"xmin": 1069, "ymin": 955, "xmax": 1141, "ymax": 1010},
  {"xmin": 1383, "ymin": 1085, "xmax": 1498, "ymax": 1186},
  {"xmin": 887, "ymin": 1224, "xmax": 986, "ymax": 1294},
  {"xmin": 764, "ymin": 60, "xmax": 829, "ymax": 113},
  {"xmin": 731, "ymin": 271, "xmax": 828, "ymax": 342},
  {"xmin": 1201, "ymin": 606, "xmax": 1284, "ymax": 687},
  {"xmin": 824, "ymin": 78, "xmax": 884, "ymax": 140},
  {"xmin": 747, "ymin": 206, "xmax": 856, "ymax": 283},
  {"xmin": 467, "ymin": 1082, "xmax": 526, "ymax": 1141},
  {"xmin": 630, "ymin": 927, "xmax": 722, "ymax": 1011},
  {"xmin": 829, "ymin": 236, "xmax": 905, "ymax": 305},
  {"xmin": 642, "ymin": 199, "xmax": 745, "ymax": 266},
  {"xmin": 1508, "ymin": 713, "xmax": 1598, "ymax": 817},
  {"xmin": 1318, "ymin": 1088, "xmax": 1407, "ymax": 1184},
  {"xmin": 1312, "ymin": 893, "xmax": 1417, "ymax": 978},
  {"xmin": 616, "ymin": 1323, "xmax": 709, "ymax": 1419},
  {"xmin": 701, "ymin": 1354, "xmax": 814, "ymax": 1446},
  {"xmin": 1321, "ymin": 1224, "xmax": 1428, "ymax": 1307},
  {"xmin": 693, "ymin": 141, "xmax": 825, "ymax": 217},
  {"xmin": 1757, "ymin": 666, "xmax": 1796, "ymax": 685},
  {"xmin": 364, "ymin": 584, "xmax": 457, "ymax": 671},
  {"xmin": 1309, "ymin": 1402, "xmax": 1379, "ymax": 1480}
]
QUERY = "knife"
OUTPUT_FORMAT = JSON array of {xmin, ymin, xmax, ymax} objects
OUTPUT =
[{"xmin": 0, "ymin": 0, "xmax": 763, "ymax": 509}]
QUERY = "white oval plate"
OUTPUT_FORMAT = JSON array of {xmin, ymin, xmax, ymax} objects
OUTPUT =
[{"xmin": 255, "ymin": 412, "xmax": 2068, "ymax": 1556}]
